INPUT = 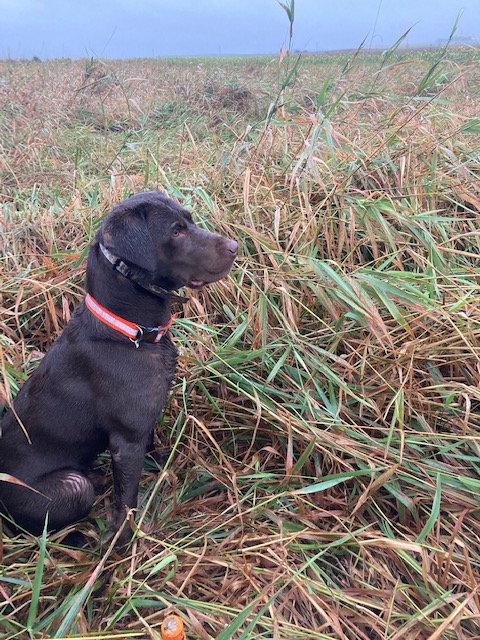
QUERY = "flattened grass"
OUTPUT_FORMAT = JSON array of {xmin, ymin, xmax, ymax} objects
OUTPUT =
[{"xmin": 1, "ymin": 49, "xmax": 480, "ymax": 638}]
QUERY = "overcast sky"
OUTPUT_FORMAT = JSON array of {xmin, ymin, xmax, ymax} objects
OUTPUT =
[{"xmin": 1, "ymin": 0, "xmax": 479, "ymax": 59}]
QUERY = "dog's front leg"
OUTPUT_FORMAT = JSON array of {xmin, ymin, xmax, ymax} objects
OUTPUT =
[{"xmin": 109, "ymin": 433, "xmax": 147, "ymax": 545}]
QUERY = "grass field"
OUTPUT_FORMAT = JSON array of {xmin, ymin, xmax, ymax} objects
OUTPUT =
[{"xmin": 1, "ymin": 43, "xmax": 480, "ymax": 639}]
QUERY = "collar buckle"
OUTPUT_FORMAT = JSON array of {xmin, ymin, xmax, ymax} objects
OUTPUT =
[
  {"xmin": 135, "ymin": 325, "xmax": 160, "ymax": 344},
  {"xmin": 131, "ymin": 325, "xmax": 162, "ymax": 348}
]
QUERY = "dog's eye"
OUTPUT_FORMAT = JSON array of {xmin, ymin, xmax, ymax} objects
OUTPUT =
[{"xmin": 171, "ymin": 222, "xmax": 188, "ymax": 238}]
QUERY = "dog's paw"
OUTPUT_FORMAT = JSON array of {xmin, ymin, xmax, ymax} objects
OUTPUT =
[{"xmin": 105, "ymin": 511, "xmax": 138, "ymax": 552}]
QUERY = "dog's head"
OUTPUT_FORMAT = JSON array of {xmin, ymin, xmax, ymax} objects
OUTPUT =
[{"xmin": 97, "ymin": 191, "xmax": 238, "ymax": 291}]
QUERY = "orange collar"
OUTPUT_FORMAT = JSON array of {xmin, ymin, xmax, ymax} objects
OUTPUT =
[{"xmin": 85, "ymin": 294, "xmax": 172, "ymax": 348}]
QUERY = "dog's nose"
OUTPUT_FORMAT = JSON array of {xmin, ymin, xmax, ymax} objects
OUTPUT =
[{"xmin": 226, "ymin": 239, "xmax": 238, "ymax": 254}]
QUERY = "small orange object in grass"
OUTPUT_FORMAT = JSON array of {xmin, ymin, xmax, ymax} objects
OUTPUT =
[{"xmin": 161, "ymin": 614, "xmax": 186, "ymax": 640}]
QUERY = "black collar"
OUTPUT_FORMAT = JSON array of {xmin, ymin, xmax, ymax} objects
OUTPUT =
[{"xmin": 99, "ymin": 243, "xmax": 189, "ymax": 304}]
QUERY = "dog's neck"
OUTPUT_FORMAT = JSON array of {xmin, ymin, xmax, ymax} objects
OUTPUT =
[
  {"xmin": 85, "ymin": 242, "xmax": 174, "ymax": 328},
  {"xmin": 98, "ymin": 243, "xmax": 189, "ymax": 304}
]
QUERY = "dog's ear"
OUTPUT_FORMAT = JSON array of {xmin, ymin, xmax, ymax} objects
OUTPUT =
[{"xmin": 102, "ymin": 203, "xmax": 157, "ymax": 273}]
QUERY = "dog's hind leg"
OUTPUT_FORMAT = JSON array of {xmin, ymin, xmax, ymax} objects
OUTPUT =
[{"xmin": 2, "ymin": 470, "xmax": 95, "ymax": 535}]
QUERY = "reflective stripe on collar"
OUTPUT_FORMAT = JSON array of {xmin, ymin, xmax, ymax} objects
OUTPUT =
[{"xmin": 85, "ymin": 294, "xmax": 172, "ymax": 345}]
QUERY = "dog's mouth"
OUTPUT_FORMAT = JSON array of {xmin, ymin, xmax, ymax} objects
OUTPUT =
[
  {"xmin": 188, "ymin": 266, "xmax": 233, "ymax": 289},
  {"xmin": 188, "ymin": 274, "xmax": 222, "ymax": 289},
  {"xmin": 189, "ymin": 279, "xmax": 207, "ymax": 289}
]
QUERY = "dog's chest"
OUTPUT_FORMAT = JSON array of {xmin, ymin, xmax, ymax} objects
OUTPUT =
[{"xmin": 93, "ymin": 338, "xmax": 178, "ymax": 426}]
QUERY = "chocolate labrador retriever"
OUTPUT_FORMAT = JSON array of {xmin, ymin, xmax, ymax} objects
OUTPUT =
[{"xmin": 0, "ymin": 191, "xmax": 237, "ymax": 545}]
